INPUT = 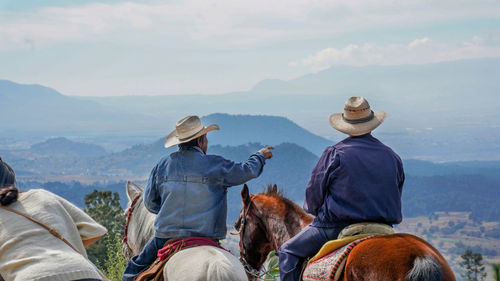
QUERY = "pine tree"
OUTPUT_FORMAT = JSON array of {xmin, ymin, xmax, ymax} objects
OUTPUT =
[
  {"xmin": 459, "ymin": 249, "xmax": 487, "ymax": 281},
  {"xmin": 84, "ymin": 190, "xmax": 125, "ymax": 267}
]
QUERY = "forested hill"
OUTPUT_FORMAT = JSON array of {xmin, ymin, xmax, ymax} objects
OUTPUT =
[
  {"xmin": 30, "ymin": 137, "xmax": 106, "ymax": 157},
  {"xmin": 202, "ymin": 113, "xmax": 331, "ymax": 156}
]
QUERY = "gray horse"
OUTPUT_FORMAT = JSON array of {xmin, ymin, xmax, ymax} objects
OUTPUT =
[{"xmin": 123, "ymin": 181, "xmax": 248, "ymax": 281}]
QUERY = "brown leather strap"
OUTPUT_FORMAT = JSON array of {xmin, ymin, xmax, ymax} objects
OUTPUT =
[
  {"xmin": 1, "ymin": 205, "xmax": 81, "ymax": 253},
  {"xmin": 0, "ymin": 205, "xmax": 110, "ymax": 281}
]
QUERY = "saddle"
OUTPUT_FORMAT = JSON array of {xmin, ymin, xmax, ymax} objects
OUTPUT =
[
  {"xmin": 302, "ymin": 223, "xmax": 394, "ymax": 281},
  {"xmin": 135, "ymin": 237, "xmax": 227, "ymax": 281}
]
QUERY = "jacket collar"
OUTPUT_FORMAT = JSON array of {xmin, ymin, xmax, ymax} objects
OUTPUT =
[{"xmin": 179, "ymin": 146, "xmax": 205, "ymax": 154}]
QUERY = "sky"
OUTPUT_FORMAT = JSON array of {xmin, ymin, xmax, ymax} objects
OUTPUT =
[{"xmin": 1, "ymin": 0, "xmax": 500, "ymax": 96}]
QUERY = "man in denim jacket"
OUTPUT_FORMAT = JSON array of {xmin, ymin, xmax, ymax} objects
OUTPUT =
[{"xmin": 122, "ymin": 115, "xmax": 273, "ymax": 281}]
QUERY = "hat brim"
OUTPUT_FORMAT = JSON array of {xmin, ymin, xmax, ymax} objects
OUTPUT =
[
  {"xmin": 329, "ymin": 110, "xmax": 386, "ymax": 136},
  {"xmin": 164, "ymin": 124, "xmax": 220, "ymax": 149}
]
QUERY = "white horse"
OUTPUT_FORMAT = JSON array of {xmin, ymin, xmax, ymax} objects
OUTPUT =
[{"xmin": 123, "ymin": 181, "xmax": 248, "ymax": 281}]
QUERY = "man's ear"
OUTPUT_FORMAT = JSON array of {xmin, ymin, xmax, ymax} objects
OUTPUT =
[{"xmin": 241, "ymin": 184, "xmax": 251, "ymax": 206}]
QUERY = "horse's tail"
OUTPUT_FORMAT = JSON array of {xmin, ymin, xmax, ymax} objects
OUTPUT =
[{"xmin": 406, "ymin": 254, "xmax": 443, "ymax": 281}]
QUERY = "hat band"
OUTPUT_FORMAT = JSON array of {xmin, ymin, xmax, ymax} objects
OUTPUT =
[
  {"xmin": 178, "ymin": 127, "xmax": 204, "ymax": 141},
  {"xmin": 342, "ymin": 110, "xmax": 374, "ymax": 124}
]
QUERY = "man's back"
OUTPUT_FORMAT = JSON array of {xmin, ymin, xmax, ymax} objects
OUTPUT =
[
  {"xmin": 307, "ymin": 134, "xmax": 405, "ymax": 227},
  {"xmin": 144, "ymin": 146, "xmax": 266, "ymax": 240}
]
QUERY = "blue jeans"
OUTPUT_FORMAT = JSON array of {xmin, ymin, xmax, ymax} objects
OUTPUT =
[
  {"xmin": 278, "ymin": 224, "xmax": 348, "ymax": 281},
  {"xmin": 122, "ymin": 237, "xmax": 170, "ymax": 281}
]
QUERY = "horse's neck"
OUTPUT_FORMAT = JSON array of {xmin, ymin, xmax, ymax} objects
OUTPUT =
[
  {"xmin": 264, "ymin": 202, "xmax": 313, "ymax": 251},
  {"xmin": 132, "ymin": 199, "xmax": 156, "ymax": 252}
]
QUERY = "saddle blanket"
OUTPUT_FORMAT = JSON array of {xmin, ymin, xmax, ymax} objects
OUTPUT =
[
  {"xmin": 157, "ymin": 237, "xmax": 225, "ymax": 260},
  {"xmin": 302, "ymin": 235, "xmax": 377, "ymax": 281},
  {"xmin": 135, "ymin": 237, "xmax": 228, "ymax": 281}
]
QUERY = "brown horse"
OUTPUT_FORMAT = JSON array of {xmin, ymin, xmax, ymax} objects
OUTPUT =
[{"xmin": 235, "ymin": 184, "xmax": 456, "ymax": 281}]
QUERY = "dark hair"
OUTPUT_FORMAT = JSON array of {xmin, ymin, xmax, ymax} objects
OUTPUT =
[
  {"xmin": 0, "ymin": 157, "xmax": 18, "ymax": 206},
  {"xmin": 178, "ymin": 135, "xmax": 205, "ymax": 149}
]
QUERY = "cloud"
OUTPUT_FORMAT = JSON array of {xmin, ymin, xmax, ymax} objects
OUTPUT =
[
  {"xmin": 1, "ymin": 0, "xmax": 500, "ymax": 50},
  {"xmin": 409, "ymin": 37, "xmax": 430, "ymax": 48},
  {"xmin": 289, "ymin": 37, "xmax": 500, "ymax": 71}
]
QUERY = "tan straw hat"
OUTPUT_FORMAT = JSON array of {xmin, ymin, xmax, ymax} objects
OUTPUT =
[
  {"xmin": 329, "ymin": 97, "xmax": 386, "ymax": 136},
  {"xmin": 164, "ymin": 115, "xmax": 219, "ymax": 148}
]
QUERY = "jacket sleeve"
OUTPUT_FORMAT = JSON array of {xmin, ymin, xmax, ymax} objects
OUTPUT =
[
  {"xmin": 303, "ymin": 147, "xmax": 340, "ymax": 216},
  {"xmin": 397, "ymin": 155, "xmax": 405, "ymax": 194},
  {"xmin": 143, "ymin": 164, "xmax": 161, "ymax": 214},
  {"xmin": 213, "ymin": 152, "xmax": 266, "ymax": 187}
]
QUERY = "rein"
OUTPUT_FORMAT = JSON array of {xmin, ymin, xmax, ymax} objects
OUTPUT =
[
  {"xmin": 123, "ymin": 193, "xmax": 142, "ymax": 248},
  {"xmin": 237, "ymin": 197, "xmax": 275, "ymax": 279}
]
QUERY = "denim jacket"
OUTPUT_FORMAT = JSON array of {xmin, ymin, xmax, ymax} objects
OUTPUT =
[{"xmin": 144, "ymin": 146, "xmax": 266, "ymax": 240}]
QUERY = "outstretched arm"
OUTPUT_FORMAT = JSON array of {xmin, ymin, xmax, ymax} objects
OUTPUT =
[{"xmin": 220, "ymin": 146, "xmax": 274, "ymax": 186}]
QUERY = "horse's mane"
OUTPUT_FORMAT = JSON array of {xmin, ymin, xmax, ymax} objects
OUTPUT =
[
  {"xmin": 261, "ymin": 184, "xmax": 294, "ymax": 205},
  {"xmin": 263, "ymin": 184, "xmax": 284, "ymax": 196},
  {"xmin": 259, "ymin": 184, "xmax": 313, "ymax": 220}
]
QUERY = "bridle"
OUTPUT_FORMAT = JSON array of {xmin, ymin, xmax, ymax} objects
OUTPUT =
[
  {"xmin": 236, "ymin": 197, "xmax": 276, "ymax": 280},
  {"xmin": 122, "ymin": 193, "xmax": 142, "ymax": 255}
]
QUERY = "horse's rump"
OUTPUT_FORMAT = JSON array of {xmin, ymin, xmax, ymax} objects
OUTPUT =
[
  {"xmin": 303, "ymin": 233, "xmax": 455, "ymax": 281},
  {"xmin": 165, "ymin": 246, "xmax": 248, "ymax": 281},
  {"xmin": 344, "ymin": 234, "xmax": 455, "ymax": 281},
  {"xmin": 303, "ymin": 235, "xmax": 378, "ymax": 281}
]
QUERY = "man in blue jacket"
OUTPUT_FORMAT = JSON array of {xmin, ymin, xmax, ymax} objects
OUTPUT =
[
  {"xmin": 278, "ymin": 97, "xmax": 405, "ymax": 281},
  {"xmin": 122, "ymin": 115, "xmax": 273, "ymax": 281}
]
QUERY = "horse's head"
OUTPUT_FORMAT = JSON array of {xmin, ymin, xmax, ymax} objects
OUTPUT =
[
  {"xmin": 235, "ymin": 184, "xmax": 314, "ymax": 279},
  {"xmin": 122, "ymin": 181, "xmax": 156, "ymax": 260},
  {"xmin": 234, "ymin": 184, "xmax": 274, "ymax": 279}
]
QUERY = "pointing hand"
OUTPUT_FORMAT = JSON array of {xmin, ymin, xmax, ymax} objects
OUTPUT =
[{"xmin": 258, "ymin": 146, "xmax": 274, "ymax": 159}]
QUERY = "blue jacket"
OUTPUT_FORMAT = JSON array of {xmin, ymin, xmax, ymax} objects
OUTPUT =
[
  {"xmin": 144, "ymin": 146, "xmax": 266, "ymax": 239},
  {"xmin": 304, "ymin": 134, "xmax": 404, "ymax": 227}
]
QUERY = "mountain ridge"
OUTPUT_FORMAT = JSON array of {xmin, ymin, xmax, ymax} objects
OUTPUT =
[{"xmin": 2, "ymin": 57, "xmax": 500, "ymax": 161}]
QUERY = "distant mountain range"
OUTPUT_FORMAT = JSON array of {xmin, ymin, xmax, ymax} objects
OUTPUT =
[
  {"xmin": 2, "ymin": 58, "xmax": 500, "ymax": 161},
  {"xmin": 80, "ymin": 58, "xmax": 500, "ymax": 133},
  {"xmin": 0, "ymin": 79, "xmax": 160, "ymax": 136}
]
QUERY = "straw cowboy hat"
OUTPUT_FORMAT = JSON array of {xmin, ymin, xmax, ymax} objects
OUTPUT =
[
  {"xmin": 329, "ymin": 97, "xmax": 386, "ymax": 136},
  {"xmin": 164, "ymin": 115, "xmax": 219, "ymax": 148}
]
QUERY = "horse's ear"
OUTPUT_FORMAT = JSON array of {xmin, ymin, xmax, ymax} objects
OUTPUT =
[
  {"xmin": 272, "ymin": 184, "xmax": 278, "ymax": 193},
  {"xmin": 126, "ymin": 181, "xmax": 141, "ymax": 201},
  {"xmin": 241, "ymin": 184, "xmax": 251, "ymax": 206}
]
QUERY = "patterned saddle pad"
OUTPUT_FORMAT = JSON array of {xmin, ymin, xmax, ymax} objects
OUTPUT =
[{"xmin": 302, "ymin": 235, "xmax": 377, "ymax": 281}]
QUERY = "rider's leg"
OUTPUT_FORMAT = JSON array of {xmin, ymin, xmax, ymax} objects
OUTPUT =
[
  {"xmin": 278, "ymin": 224, "xmax": 346, "ymax": 281},
  {"xmin": 122, "ymin": 237, "xmax": 169, "ymax": 281}
]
